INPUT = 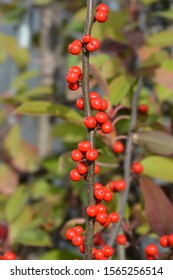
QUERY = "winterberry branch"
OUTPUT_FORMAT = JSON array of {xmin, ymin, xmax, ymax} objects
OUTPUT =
[{"xmin": 107, "ymin": 76, "xmax": 143, "ymax": 248}]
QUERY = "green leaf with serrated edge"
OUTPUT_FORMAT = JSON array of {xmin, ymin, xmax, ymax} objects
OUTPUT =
[
  {"xmin": 16, "ymin": 229, "xmax": 52, "ymax": 247},
  {"xmin": 40, "ymin": 250, "xmax": 81, "ymax": 260},
  {"xmin": 5, "ymin": 186, "xmax": 30, "ymax": 222},
  {"xmin": 14, "ymin": 102, "xmax": 83, "ymax": 125},
  {"xmin": 147, "ymin": 31, "xmax": 173, "ymax": 47},
  {"xmin": 109, "ymin": 75, "xmax": 134, "ymax": 105},
  {"xmin": 133, "ymin": 131, "xmax": 173, "ymax": 156},
  {"xmin": 141, "ymin": 156, "xmax": 173, "ymax": 182}
]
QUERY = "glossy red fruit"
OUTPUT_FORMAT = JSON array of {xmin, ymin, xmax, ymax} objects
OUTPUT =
[
  {"xmin": 109, "ymin": 212, "xmax": 119, "ymax": 223},
  {"xmin": 94, "ymin": 182, "xmax": 103, "ymax": 190},
  {"xmin": 108, "ymin": 181, "xmax": 117, "ymax": 192},
  {"xmin": 70, "ymin": 169, "xmax": 81, "ymax": 181},
  {"xmin": 66, "ymin": 228, "xmax": 77, "ymax": 240},
  {"xmin": 102, "ymin": 216, "xmax": 111, "ymax": 227},
  {"xmin": 84, "ymin": 116, "xmax": 97, "ymax": 129},
  {"xmin": 90, "ymin": 38, "xmax": 100, "ymax": 49},
  {"xmin": 168, "ymin": 234, "xmax": 173, "ymax": 247},
  {"xmin": 86, "ymin": 42, "xmax": 96, "ymax": 52},
  {"xmin": 101, "ymin": 122, "xmax": 113, "ymax": 134},
  {"xmin": 96, "ymin": 3, "xmax": 109, "ymax": 13},
  {"xmin": 72, "ymin": 235, "xmax": 84, "ymax": 246},
  {"xmin": 145, "ymin": 244, "xmax": 158, "ymax": 256},
  {"xmin": 94, "ymin": 249, "xmax": 104, "ymax": 260},
  {"xmin": 69, "ymin": 66, "xmax": 82, "ymax": 76},
  {"xmin": 86, "ymin": 205, "xmax": 98, "ymax": 217},
  {"xmin": 71, "ymin": 149, "xmax": 83, "ymax": 162},
  {"xmin": 79, "ymin": 243, "xmax": 85, "ymax": 253},
  {"xmin": 113, "ymin": 141, "xmax": 124, "ymax": 154},
  {"xmin": 94, "ymin": 188, "xmax": 105, "ymax": 200},
  {"xmin": 73, "ymin": 39, "xmax": 82, "ymax": 47},
  {"xmin": 132, "ymin": 162, "xmax": 143, "ymax": 174},
  {"xmin": 66, "ymin": 71, "xmax": 79, "ymax": 83},
  {"xmin": 95, "ymin": 11, "xmax": 108, "ymax": 23},
  {"xmin": 68, "ymin": 43, "xmax": 81, "ymax": 55},
  {"xmin": 102, "ymin": 246, "xmax": 114, "ymax": 257},
  {"xmin": 82, "ymin": 34, "xmax": 92, "ymax": 43},
  {"xmin": 139, "ymin": 104, "xmax": 148, "ymax": 114},
  {"xmin": 68, "ymin": 82, "xmax": 79, "ymax": 91},
  {"xmin": 76, "ymin": 162, "xmax": 88, "ymax": 175},
  {"xmin": 76, "ymin": 97, "xmax": 84, "ymax": 110},
  {"xmin": 116, "ymin": 234, "xmax": 127, "ymax": 245},
  {"xmin": 78, "ymin": 141, "xmax": 91, "ymax": 153},
  {"xmin": 94, "ymin": 164, "xmax": 100, "ymax": 175},
  {"xmin": 159, "ymin": 235, "xmax": 169, "ymax": 248},
  {"xmin": 74, "ymin": 226, "xmax": 83, "ymax": 235},
  {"xmin": 91, "ymin": 98, "xmax": 102, "ymax": 110},
  {"xmin": 115, "ymin": 179, "xmax": 126, "ymax": 192},
  {"xmin": 96, "ymin": 212, "xmax": 108, "ymax": 224},
  {"xmin": 95, "ymin": 112, "xmax": 108, "ymax": 124},
  {"xmin": 96, "ymin": 203, "xmax": 106, "ymax": 213},
  {"xmin": 94, "ymin": 232, "xmax": 104, "ymax": 246},
  {"xmin": 85, "ymin": 149, "xmax": 98, "ymax": 161},
  {"xmin": 104, "ymin": 191, "xmax": 113, "ymax": 202},
  {"xmin": 3, "ymin": 251, "xmax": 16, "ymax": 260},
  {"xmin": 100, "ymin": 99, "xmax": 108, "ymax": 111},
  {"xmin": 89, "ymin": 92, "xmax": 100, "ymax": 100}
]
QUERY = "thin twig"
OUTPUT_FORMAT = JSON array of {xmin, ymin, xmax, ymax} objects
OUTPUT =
[
  {"xmin": 107, "ymin": 77, "xmax": 143, "ymax": 248},
  {"xmin": 112, "ymin": 115, "xmax": 130, "ymax": 126},
  {"xmin": 82, "ymin": 0, "xmax": 95, "ymax": 260}
]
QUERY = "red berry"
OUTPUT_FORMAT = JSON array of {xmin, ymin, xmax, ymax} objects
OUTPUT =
[
  {"xmin": 90, "ymin": 38, "xmax": 100, "ymax": 49},
  {"xmin": 115, "ymin": 179, "xmax": 126, "ymax": 192},
  {"xmin": 116, "ymin": 234, "xmax": 127, "ymax": 245},
  {"xmin": 94, "ymin": 233, "xmax": 104, "ymax": 246},
  {"xmin": 76, "ymin": 97, "xmax": 84, "ymax": 110},
  {"xmin": 85, "ymin": 149, "xmax": 98, "ymax": 161},
  {"xmin": 102, "ymin": 216, "xmax": 111, "ymax": 227},
  {"xmin": 96, "ymin": 203, "xmax": 106, "ymax": 213},
  {"xmin": 69, "ymin": 66, "xmax": 82, "ymax": 76},
  {"xmin": 146, "ymin": 255, "xmax": 154, "ymax": 260},
  {"xmin": 96, "ymin": 212, "xmax": 108, "ymax": 224},
  {"xmin": 145, "ymin": 244, "xmax": 158, "ymax": 256},
  {"xmin": 102, "ymin": 246, "xmax": 114, "ymax": 257},
  {"xmin": 109, "ymin": 212, "xmax": 119, "ymax": 223},
  {"xmin": 91, "ymin": 98, "xmax": 102, "ymax": 110},
  {"xmin": 95, "ymin": 112, "xmax": 108, "ymax": 124},
  {"xmin": 104, "ymin": 191, "xmax": 113, "ymax": 202},
  {"xmin": 113, "ymin": 141, "xmax": 124, "ymax": 154},
  {"xmin": 66, "ymin": 71, "xmax": 79, "ymax": 83},
  {"xmin": 79, "ymin": 243, "xmax": 85, "ymax": 253},
  {"xmin": 70, "ymin": 169, "xmax": 81, "ymax": 181},
  {"xmin": 96, "ymin": 4, "xmax": 109, "ymax": 13},
  {"xmin": 90, "ymin": 92, "xmax": 100, "ymax": 100},
  {"xmin": 101, "ymin": 121, "xmax": 113, "ymax": 134},
  {"xmin": 139, "ymin": 104, "xmax": 148, "ymax": 114},
  {"xmin": 0, "ymin": 256, "xmax": 3, "ymax": 260},
  {"xmin": 94, "ymin": 182, "xmax": 103, "ymax": 190},
  {"xmin": 74, "ymin": 226, "xmax": 83, "ymax": 234},
  {"xmin": 159, "ymin": 235, "xmax": 169, "ymax": 248},
  {"xmin": 66, "ymin": 228, "xmax": 77, "ymax": 240},
  {"xmin": 76, "ymin": 162, "xmax": 88, "ymax": 175},
  {"xmin": 100, "ymin": 99, "xmax": 108, "ymax": 111},
  {"xmin": 94, "ymin": 164, "xmax": 100, "ymax": 175},
  {"xmin": 168, "ymin": 234, "xmax": 173, "ymax": 247},
  {"xmin": 72, "ymin": 235, "xmax": 84, "ymax": 246},
  {"xmin": 68, "ymin": 82, "xmax": 79, "ymax": 91},
  {"xmin": 94, "ymin": 188, "xmax": 105, "ymax": 200},
  {"xmin": 95, "ymin": 11, "xmax": 108, "ymax": 23},
  {"xmin": 86, "ymin": 205, "xmax": 98, "ymax": 217},
  {"xmin": 68, "ymin": 43, "xmax": 81, "ymax": 55},
  {"xmin": 73, "ymin": 39, "xmax": 82, "ymax": 47},
  {"xmin": 86, "ymin": 42, "xmax": 96, "ymax": 52},
  {"xmin": 71, "ymin": 149, "xmax": 83, "ymax": 162},
  {"xmin": 108, "ymin": 181, "xmax": 116, "ymax": 192},
  {"xmin": 84, "ymin": 116, "xmax": 97, "ymax": 129},
  {"xmin": 82, "ymin": 34, "xmax": 92, "ymax": 43},
  {"xmin": 78, "ymin": 141, "xmax": 91, "ymax": 152},
  {"xmin": 132, "ymin": 162, "xmax": 143, "ymax": 174},
  {"xmin": 3, "ymin": 251, "xmax": 16, "ymax": 260},
  {"xmin": 94, "ymin": 249, "xmax": 104, "ymax": 260}
]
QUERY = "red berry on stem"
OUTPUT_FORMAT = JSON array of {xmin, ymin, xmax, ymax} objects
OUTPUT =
[
  {"xmin": 84, "ymin": 116, "xmax": 97, "ymax": 129},
  {"xmin": 115, "ymin": 179, "xmax": 126, "ymax": 192},
  {"xmin": 90, "ymin": 92, "xmax": 100, "ymax": 100},
  {"xmin": 66, "ymin": 228, "xmax": 77, "ymax": 240},
  {"xmin": 68, "ymin": 43, "xmax": 81, "ymax": 55},
  {"xmin": 79, "ymin": 243, "xmax": 85, "ymax": 253},
  {"xmin": 82, "ymin": 34, "xmax": 92, "ymax": 44},
  {"xmin": 86, "ymin": 149, "xmax": 98, "ymax": 161},
  {"xmin": 132, "ymin": 162, "xmax": 143, "ymax": 174},
  {"xmin": 69, "ymin": 66, "xmax": 82, "ymax": 76},
  {"xmin": 3, "ymin": 251, "xmax": 16, "ymax": 260},
  {"xmin": 78, "ymin": 141, "xmax": 91, "ymax": 152},
  {"xmin": 66, "ymin": 71, "xmax": 79, "ymax": 83},
  {"xmin": 74, "ymin": 226, "xmax": 83, "ymax": 234},
  {"xmin": 100, "ymin": 99, "xmax": 108, "ymax": 111},
  {"xmin": 94, "ymin": 250, "xmax": 104, "ymax": 260},
  {"xmin": 94, "ymin": 164, "xmax": 100, "ymax": 175},
  {"xmin": 95, "ymin": 112, "xmax": 108, "ymax": 124},
  {"xmin": 76, "ymin": 98, "xmax": 84, "ymax": 110},
  {"xmin": 73, "ymin": 39, "xmax": 82, "ymax": 47},
  {"xmin": 101, "ymin": 121, "xmax": 113, "ymax": 134},
  {"xmin": 116, "ymin": 234, "xmax": 127, "ymax": 245},
  {"xmin": 95, "ymin": 11, "xmax": 108, "ymax": 23},
  {"xmin": 96, "ymin": 203, "xmax": 107, "ymax": 213},
  {"xmin": 145, "ymin": 244, "xmax": 158, "ymax": 256},
  {"xmin": 76, "ymin": 162, "xmax": 88, "ymax": 175},
  {"xmin": 72, "ymin": 235, "xmax": 84, "ymax": 246},
  {"xmin": 71, "ymin": 149, "xmax": 83, "ymax": 162},
  {"xmin": 139, "ymin": 104, "xmax": 148, "ymax": 114},
  {"xmin": 109, "ymin": 212, "xmax": 119, "ymax": 223},
  {"xmin": 102, "ymin": 216, "xmax": 111, "ymax": 227},
  {"xmin": 96, "ymin": 3, "xmax": 109, "ymax": 13},
  {"xmin": 168, "ymin": 234, "xmax": 173, "ymax": 247},
  {"xmin": 159, "ymin": 235, "xmax": 169, "ymax": 248},
  {"xmin": 90, "ymin": 38, "xmax": 100, "ymax": 49},
  {"xmin": 102, "ymin": 246, "xmax": 114, "ymax": 257},
  {"xmin": 70, "ymin": 169, "xmax": 81, "ymax": 182},
  {"xmin": 68, "ymin": 82, "xmax": 79, "ymax": 91},
  {"xmin": 91, "ymin": 98, "xmax": 102, "ymax": 110},
  {"xmin": 96, "ymin": 212, "xmax": 108, "ymax": 224},
  {"xmin": 104, "ymin": 191, "xmax": 113, "ymax": 202},
  {"xmin": 86, "ymin": 42, "xmax": 96, "ymax": 52},
  {"xmin": 86, "ymin": 205, "xmax": 98, "ymax": 217},
  {"xmin": 94, "ymin": 188, "xmax": 105, "ymax": 200},
  {"xmin": 113, "ymin": 141, "xmax": 124, "ymax": 154}
]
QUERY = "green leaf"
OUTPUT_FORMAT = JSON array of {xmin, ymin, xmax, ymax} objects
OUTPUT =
[
  {"xmin": 16, "ymin": 229, "xmax": 52, "ymax": 247},
  {"xmin": 133, "ymin": 131, "xmax": 173, "ymax": 156},
  {"xmin": 141, "ymin": 156, "xmax": 173, "ymax": 182},
  {"xmin": 5, "ymin": 186, "xmax": 30, "ymax": 222},
  {"xmin": 40, "ymin": 249, "xmax": 80, "ymax": 260},
  {"xmin": 147, "ymin": 31, "xmax": 173, "ymax": 47},
  {"xmin": 57, "ymin": 152, "xmax": 73, "ymax": 176},
  {"xmin": 141, "ymin": 0, "xmax": 159, "ymax": 5},
  {"xmin": 109, "ymin": 75, "xmax": 134, "ymax": 105},
  {"xmin": 12, "ymin": 70, "xmax": 38, "ymax": 90},
  {"xmin": 15, "ymin": 101, "xmax": 83, "ymax": 125},
  {"xmin": 32, "ymin": 0, "xmax": 53, "ymax": 5},
  {"xmin": 152, "ymin": 11, "xmax": 173, "ymax": 20},
  {"xmin": 25, "ymin": 86, "xmax": 54, "ymax": 98}
]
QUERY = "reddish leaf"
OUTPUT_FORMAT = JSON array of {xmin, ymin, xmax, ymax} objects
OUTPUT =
[{"xmin": 139, "ymin": 175, "xmax": 173, "ymax": 235}]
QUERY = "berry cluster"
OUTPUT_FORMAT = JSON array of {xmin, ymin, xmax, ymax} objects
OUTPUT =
[
  {"xmin": 0, "ymin": 251, "xmax": 16, "ymax": 260},
  {"xmin": 159, "ymin": 234, "xmax": 173, "ymax": 248}
]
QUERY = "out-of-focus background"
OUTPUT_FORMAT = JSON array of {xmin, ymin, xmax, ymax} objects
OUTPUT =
[{"xmin": 0, "ymin": 0, "xmax": 173, "ymax": 260}]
